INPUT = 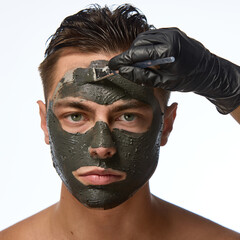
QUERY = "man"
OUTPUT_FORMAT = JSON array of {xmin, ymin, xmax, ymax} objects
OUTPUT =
[{"xmin": 1, "ymin": 4, "xmax": 239, "ymax": 240}]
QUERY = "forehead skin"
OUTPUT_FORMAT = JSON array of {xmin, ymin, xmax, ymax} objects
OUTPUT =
[
  {"xmin": 50, "ymin": 48, "xmax": 165, "ymax": 111},
  {"xmin": 49, "ymin": 48, "xmax": 117, "ymax": 99}
]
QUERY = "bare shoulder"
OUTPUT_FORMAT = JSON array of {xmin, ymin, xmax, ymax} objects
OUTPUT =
[
  {"xmin": 153, "ymin": 196, "xmax": 240, "ymax": 240},
  {"xmin": 0, "ymin": 204, "xmax": 57, "ymax": 240}
]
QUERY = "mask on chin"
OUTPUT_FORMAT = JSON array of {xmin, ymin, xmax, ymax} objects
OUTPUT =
[{"xmin": 47, "ymin": 60, "xmax": 164, "ymax": 209}]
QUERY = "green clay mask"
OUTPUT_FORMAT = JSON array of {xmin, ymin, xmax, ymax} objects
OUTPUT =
[{"xmin": 47, "ymin": 60, "xmax": 164, "ymax": 209}]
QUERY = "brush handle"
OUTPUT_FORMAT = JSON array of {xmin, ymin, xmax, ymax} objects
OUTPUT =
[{"xmin": 133, "ymin": 57, "xmax": 175, "ymax": 68}]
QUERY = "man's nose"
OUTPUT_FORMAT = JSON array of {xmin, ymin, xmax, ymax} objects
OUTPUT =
[
  {"xmin": 89, "ymin": 146, "xmax": 116, "ymax": 159},
  {"xmin": 88, "ymin": 121, "xmax": 116, "ymax": 159}
]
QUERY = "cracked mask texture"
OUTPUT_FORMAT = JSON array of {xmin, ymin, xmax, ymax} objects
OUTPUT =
[{"xmin": 47, "ymin": 61, "xmax": 163, "ymax": 209}]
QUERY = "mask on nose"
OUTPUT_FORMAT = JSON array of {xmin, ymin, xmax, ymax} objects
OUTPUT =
[{"xmin": 47, "ymin": 60, "xmax": 164, "ymax": 209}]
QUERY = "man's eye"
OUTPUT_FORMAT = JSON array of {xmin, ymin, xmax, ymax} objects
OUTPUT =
[
  {"xmin": 119, "ymin": 113, "xmax": 136, "ymax": 122},
  {"xmin": 68, "ymin": 113, "xmax": 83, "ymax": 122}
]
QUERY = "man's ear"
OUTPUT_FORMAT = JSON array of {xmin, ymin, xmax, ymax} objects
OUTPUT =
[
  {"xmin": 161, "ymin": 103, "xmax": 178, "ymax": 146},
  {"xmin": 37, "ymin": 100, "xmax": 49, "ymax": 145}
]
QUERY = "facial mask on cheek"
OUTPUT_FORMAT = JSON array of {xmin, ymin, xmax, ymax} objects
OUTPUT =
[{"xmin": 47, "ymin": 61, "xmax": 164, "ymax": 209}]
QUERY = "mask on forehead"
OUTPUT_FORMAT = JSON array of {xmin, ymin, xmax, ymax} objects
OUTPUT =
[{"xmin": 47, "ymin": 60, "xmax": 164, "ymax": 209}]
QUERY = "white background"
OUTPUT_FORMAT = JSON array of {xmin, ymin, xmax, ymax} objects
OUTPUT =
[{"xmin": 0, "ymin": 0, "xmax": 239, "ymax": 232}]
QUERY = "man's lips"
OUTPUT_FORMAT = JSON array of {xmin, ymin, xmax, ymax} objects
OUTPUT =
[{"xmin": 72, "ymin": 166, "xmax": 127, "ymax": 186}]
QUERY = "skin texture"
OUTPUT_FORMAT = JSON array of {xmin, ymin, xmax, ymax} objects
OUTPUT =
[{"xmin": 1, "ymin": 50, "xmax": 239, "ymax": 240}]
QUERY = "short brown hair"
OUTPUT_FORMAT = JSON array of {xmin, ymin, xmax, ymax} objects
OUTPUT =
[{"xmin": 39, "ymin": 4, "xmax": 170, "ymax": 107}]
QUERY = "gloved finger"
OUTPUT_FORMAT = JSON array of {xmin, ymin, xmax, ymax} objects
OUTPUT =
[
  {"xmin": 109, "ymin": 44, "xmax": 169, "ymax": 70},
  {"xmin": 118, "ymin": 66, "xmax": 165, "ymax": 88},
  {"xmin": 131, "ymin": 28, "xmax": 181, "ymax": 47},
  {"xmin": 131, "ymin": 30, "xmax": 168, "ymax": 47}
]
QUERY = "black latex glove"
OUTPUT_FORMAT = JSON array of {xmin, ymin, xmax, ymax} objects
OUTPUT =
[{"xmin": 108, "ymin": 28, "xmax": 240, "ymax": 114}]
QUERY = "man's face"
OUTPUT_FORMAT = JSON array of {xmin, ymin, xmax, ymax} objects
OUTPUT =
[{"xmin": 45, "ymin": 50, "xmax": 164, "ymax": 209}]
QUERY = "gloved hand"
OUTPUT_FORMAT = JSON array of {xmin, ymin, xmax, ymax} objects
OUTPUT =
[{"xmin": 108, "ymin": 28, "xmax": 240, "ymax": 114}]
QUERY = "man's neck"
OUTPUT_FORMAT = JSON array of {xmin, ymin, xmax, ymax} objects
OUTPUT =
[{"xmin": 51, "ymin": 183, "xmax": 158, "ymax": 239}]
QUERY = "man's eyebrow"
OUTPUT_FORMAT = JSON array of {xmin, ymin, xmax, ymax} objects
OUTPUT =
[
  {"xmin": 53, "ymin": 99, "xmax": 151, "ymax": 112},
  {"xmin": 111, "ymin": 101, "xmax": 151, "ymax": 112},
  {"xmin": 54, "ymin": 100, "xmax": 93, "ymax": 112}
]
